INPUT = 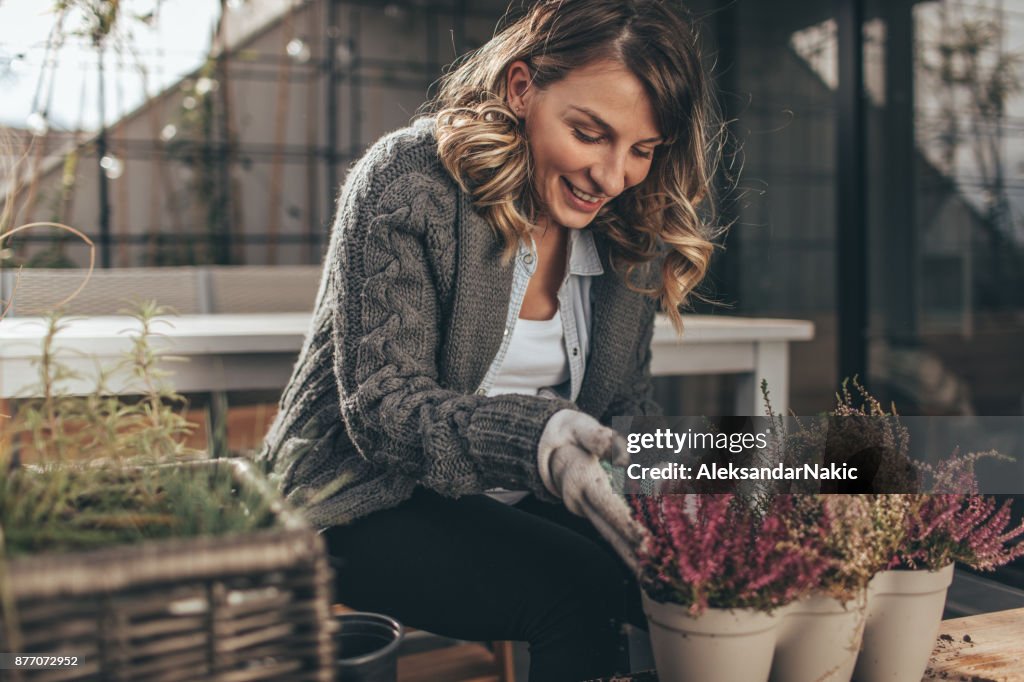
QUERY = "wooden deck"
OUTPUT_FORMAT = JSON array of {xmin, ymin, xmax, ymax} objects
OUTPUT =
[
  {"xmin": 924, "ymin": 607, "xmax": 1024, "ymax": 681},
  {"xmin": 333, "ymin": 604, "xmax": 515, "ymax": 682},
  {"xmin": 398, "ymin": 643, "xmax": 506, "ymax": 682}
]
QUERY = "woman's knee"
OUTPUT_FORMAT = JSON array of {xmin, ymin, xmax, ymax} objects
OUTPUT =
[
  {"xmin": 523, "ymin": 541, "xmax": 627, "ymax": 636},
  {"xmin": 525, "ymin": 576, "xmax": 627, "ymax": 682}
]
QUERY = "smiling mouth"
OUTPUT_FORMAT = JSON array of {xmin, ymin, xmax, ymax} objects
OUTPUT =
[{"xmin": 562, "ymin": 178, "xmax": 603, "ymax": 205}]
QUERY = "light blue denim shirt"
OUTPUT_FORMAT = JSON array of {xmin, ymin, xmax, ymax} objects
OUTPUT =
[
  {"xmin": 480, "ymin": 227, "xmax": 604, "ymax": 504},
  {"xmin": 475, "ymin": 227, "xmax": 604, "ymax": 402}
]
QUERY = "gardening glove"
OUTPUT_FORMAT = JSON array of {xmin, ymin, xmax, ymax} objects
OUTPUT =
[{"xmin": 537, "ymin": 409, "xmax": 649, "ymax": 574}]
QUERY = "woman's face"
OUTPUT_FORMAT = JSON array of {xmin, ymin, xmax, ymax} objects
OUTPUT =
[{"xmin": 507, "ymin": 58, "xmax": 662, "ymax": 230}]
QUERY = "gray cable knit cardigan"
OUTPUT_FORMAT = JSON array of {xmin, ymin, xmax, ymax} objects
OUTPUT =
[{"xmin": 258, "ymin": 117, "xmax": 661, "ymax": 529}]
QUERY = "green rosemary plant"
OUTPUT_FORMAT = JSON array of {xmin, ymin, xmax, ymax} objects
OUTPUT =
[{"xmin": 0, "ymin": 302, "xmax": 275, "ymax": 557}]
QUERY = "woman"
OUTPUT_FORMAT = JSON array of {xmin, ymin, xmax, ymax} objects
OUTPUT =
[{"xmin": 260, "ymin": 1, "xmax": 719, "ymax": 679}]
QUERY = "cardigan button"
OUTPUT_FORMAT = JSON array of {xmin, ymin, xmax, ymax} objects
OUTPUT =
[
  {"xmin": 523, "ymin": 253, "xmax": 535, "ymax": 265},
  {"xmin": 475, "ymin": 388, "xmax": 486, "ymax": 395},
  {"xmin": 572, "ymin": 347, "xmax": 579, "ymax": 356}
]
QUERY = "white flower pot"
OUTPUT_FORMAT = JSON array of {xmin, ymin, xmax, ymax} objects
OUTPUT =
[
  {"xmin": 642, "ymin": 591, "xmax": 783, "ymax": 682},
  {"xmin": 770, "ymin": 592, "xmax": 866, "ymax": 682},
  {"xmin": 852, "ymin": 563, "xmax": 954, "ymax": 682}
]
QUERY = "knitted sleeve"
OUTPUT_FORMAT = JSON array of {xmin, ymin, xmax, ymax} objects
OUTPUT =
[
  {"xmin": 330, "ymin": 170, "xmax": 570, "ymax": 501},
  {"xmin": 600, "ymin": 298, "xmax": 663, "ymax": 422}
]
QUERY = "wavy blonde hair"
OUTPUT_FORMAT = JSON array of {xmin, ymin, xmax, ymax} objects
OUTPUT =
[{"xmin": 425, "ymin": 0, "xmax": 724, "ymax": 333}]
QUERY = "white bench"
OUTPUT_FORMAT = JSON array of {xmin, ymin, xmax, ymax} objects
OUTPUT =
[
  {"xmin": 0, "ymin": 266, "xmax": 322, "ymax": 316},
  {"xmin": 0, "ymin": 266, "xmax": 324, "ymax": 455},
  {"xmin": 1, "ymin": 265, "xmax": 814, "ymax": 454},
  {"xmin": 0, "ymin": 309, "xmax": 814, "ymax": 456}
]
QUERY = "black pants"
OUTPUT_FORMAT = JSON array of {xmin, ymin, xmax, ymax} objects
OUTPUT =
[{"xmin": 322, "ymin": 486, "xmax": 647, "ymax": 682}]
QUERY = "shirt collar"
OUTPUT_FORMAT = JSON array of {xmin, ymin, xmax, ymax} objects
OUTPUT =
[
  {"xmin": 568, "ymin": 228, "xmax": 604, "ymax": 276},
  {"xmin": 519, "ymin": 227, "xmax": 605, "ymax": 277}
]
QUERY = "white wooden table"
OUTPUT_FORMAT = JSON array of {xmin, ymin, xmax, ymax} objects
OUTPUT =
[
  {"xmin": 651, "ymin": 315, "xmax": 814, "ymax": 415},
  {"xmin": 0, "ymin": 313, "xmax": 813, "ymax": 454}
]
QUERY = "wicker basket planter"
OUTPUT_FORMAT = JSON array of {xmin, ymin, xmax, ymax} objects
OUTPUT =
[{"xmin": 0, "ymin": 458, "xmax": 336, "ymax": 682}]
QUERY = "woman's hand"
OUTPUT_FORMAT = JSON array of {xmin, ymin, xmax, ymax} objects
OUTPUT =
[{"xmin": 537, "ymin": 409, "xmax": 649, "ymax": 574}]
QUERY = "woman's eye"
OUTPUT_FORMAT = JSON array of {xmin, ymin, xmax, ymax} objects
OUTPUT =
[
  {"xmin": 571, "ymin": 128, "xmax": 602, "ymax": 144},
  {"xmin": 633, "ymin": 148, "xmax": 653, "ymax": 160}
]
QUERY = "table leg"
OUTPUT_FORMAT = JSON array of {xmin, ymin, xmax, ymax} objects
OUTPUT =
[
  {"xmin": 208, "ymin": 390, "xmax": 229, "ymax": 458},
  {"xmin": 734, "ymin": 341, "xmax": 789, "ymax": 416},
  {"xmin": 206, "ymin": 355, "xmax": 229, "ymax": 458}
]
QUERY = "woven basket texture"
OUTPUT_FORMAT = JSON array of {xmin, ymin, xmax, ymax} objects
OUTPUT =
[{"xmin": 0, "ymin": 459, "xmax": 336, "ymax": 682}]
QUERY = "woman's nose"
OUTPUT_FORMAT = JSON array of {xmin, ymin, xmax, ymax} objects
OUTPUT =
[{"xmin": 589, "ymin": 151, "xmax": 627, "ymax": 198}]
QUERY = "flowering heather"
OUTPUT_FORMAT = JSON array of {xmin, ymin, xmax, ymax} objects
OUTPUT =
[
  {"xmin": 915, "ymin": 448, "xmax": 1009, "ymax": 495},
  {"xmin": 885, "ymin": 449, "xmax": 1024, "ymax": 570},
  {"xmin": 633, "ymin": 494, "xmax": 832, "ymax": 616},
  {"xmin": 759, "ymin": 377, "xmax": 919, "ymax": 495},
  {"xmin": 896, "ymin": 494, "xmax": 1024, "ymax": 571},
  {"xmin": 861, "ymin": 494, "xmax": 916, "ymax": 571},
  {"xmin": 815, "ymin": 495, "xmax": 897, "ymax": 600}
]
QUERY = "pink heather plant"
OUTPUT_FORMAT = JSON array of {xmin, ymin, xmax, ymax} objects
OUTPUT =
[
  {"xmin": 766, "ymin": 376, "xmax": 1024, "ymax": 575},
  {"xmin": 633, "ymin": 494, "xmax": 832, "ymax": 616},
  {"xmin": 889, "ymin": 450, "xmax": 1024, "ymax": 571},
  {"xmin": 896, "ymin": 494, "xmax": 1024, "ymax": 571}
]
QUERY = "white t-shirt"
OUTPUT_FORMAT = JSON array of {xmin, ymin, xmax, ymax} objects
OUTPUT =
[
  {"xmin": 485, "ymin": 313, "xmax": 570, "ymax": 504},
  {"xmin": 487, "ymin": 314, "xmax": 570, "ymax": 397}
]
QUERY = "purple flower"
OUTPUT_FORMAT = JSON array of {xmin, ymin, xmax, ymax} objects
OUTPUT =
[
  {"xmin": 632, "ymin": 494, "xmax": 832, "ymax": 615},
  {"xmin": 897, "ymin": 493, "xmax": 1024, "ymax": 570}
]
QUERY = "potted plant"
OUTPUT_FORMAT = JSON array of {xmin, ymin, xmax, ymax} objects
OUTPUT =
[
  {"xmin": 0, "ymin": 296, "xmax": 337, "ymax": 681},
  {"xmin": 629, "ymin": 379, "xmax": 1024, "ymax": 682},
  {"xmin": 855, "ymin": 487, "xmax": 1024, "ymax": 681},
  {"xmin": 632, "ymin": 493, "xmax": 832, "ymax": 682},
  {"xmin": 800, "ymin": 381, "xmax": 1024, "ymax": 682},
  {"xmin": 768, "ymin": 494, "xmax": 888, "ymax": 682},
  {"xmin": 771, "ymin": 380, "xmax": 1024, "ymax": 682}
]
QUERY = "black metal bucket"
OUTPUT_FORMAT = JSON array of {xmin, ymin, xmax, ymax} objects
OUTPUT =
[{"xmin": 336, "ymin": 612, "xmax": 405, "ymax": 682}]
